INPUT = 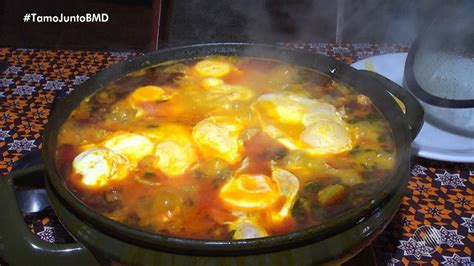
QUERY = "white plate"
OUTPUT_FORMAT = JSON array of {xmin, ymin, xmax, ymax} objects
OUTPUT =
[{"xmin": 352, "ymin": 53, "xmax": 474, "ymax": 163}]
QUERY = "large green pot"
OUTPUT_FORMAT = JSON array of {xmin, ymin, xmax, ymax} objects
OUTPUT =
[{"xmin": 0, "ymin": 43, "xmax": 423, "ymax": 265}]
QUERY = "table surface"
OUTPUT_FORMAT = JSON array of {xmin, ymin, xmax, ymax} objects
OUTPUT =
[{"xmin": 0, "ymin": 44, "xmax": 472, "ymax": 266}]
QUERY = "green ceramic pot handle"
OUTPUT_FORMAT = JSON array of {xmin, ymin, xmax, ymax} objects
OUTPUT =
[
  {"xmin": 357, "ymin": 69, "xmax": 424, "ymax": 141},
  {"xmin": 0, "ymin": 164, "xmax": 99, "ymax": 266}
]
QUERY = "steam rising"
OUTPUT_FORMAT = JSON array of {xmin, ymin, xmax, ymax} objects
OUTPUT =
[{"xmin": 166, "ymin": 0, "xmax": 472, "ymax": 46}]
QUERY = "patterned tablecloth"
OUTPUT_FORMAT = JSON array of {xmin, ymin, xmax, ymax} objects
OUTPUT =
[{"xmin": 0, "ymin": 44, "xmax": 472, "ymax": 265}]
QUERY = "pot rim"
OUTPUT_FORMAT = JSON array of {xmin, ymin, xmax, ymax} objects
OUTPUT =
[{"xmin": 42, "ymin": 43, "xmax": 413, "ymax": 255}]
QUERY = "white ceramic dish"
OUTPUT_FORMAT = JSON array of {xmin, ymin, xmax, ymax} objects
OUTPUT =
[{"xmin": 352, "ymin": 53, "xmax": 474, "ymax": 163}]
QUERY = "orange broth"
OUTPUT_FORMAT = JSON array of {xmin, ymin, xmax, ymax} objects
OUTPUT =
[{"xmin": 56, "ymin": 56, "xmax": 395, "ymax": 240}]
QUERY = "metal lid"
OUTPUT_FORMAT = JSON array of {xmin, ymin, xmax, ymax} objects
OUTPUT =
[{"xmin": 405, "ymin": 4, "xmax": 474, "ymax": 108}]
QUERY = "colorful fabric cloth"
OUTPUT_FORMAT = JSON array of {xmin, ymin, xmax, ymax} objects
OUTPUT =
[
  {"xmin": 374, "ymin": 158, "xmax": 473, "ymax": 265},
  {"xmin": 0, "ymin": 45, "xmax": 472, "ymax": 265}
]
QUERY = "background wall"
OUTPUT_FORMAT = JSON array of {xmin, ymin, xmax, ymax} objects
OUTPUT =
[{"xmin": 0, "ymin": 0, "xmax": 468, "ymax": 50}]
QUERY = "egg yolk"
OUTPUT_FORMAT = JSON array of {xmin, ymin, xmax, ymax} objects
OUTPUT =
[
  {"xmin": 256, "ymin": 92, "xmax": 320, "ymax": 124},
  {"xmin": 103, "ymin": 133, "xmax": 154, "ymax": 163},
  {"xmin": 201, "ymin": 77, "xmax": 224, "ymax": 89},
  {"xmin": 255, "ymin": 92, "xmax": 352, "ymax": 155},
  {"xmin": 141, "ymin": 123, "xmax": 190, "ymax": 142},
  {"xmin": 73, "ymin": 147, "xmax": 129, "ymax": 187},
  {"xmin": 219, "ymin": 174, "xmax": 280, "ymax": 211},
  {"xmin": 211, "ymin": 84, "xmax": 254, "ymax": 101},
  {"xmin": 219, "ymin": 167, "xmax": 299, "ymax": 227},
  {"xmin": 194, "ymin": 60, "xmax": 232, "ymax": 77},
  {"xmin": 130, "ymin": 85, "xmax": 171, "ymax": 102}
]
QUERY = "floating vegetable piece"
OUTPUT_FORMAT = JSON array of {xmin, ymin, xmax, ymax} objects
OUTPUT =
[
  {"xmin": 107, "ymin": 101, "xmax": 140, "ymax": 121},
  {"xmin": 356, "ymin": 94, "xmax": 372, "ymax": 106},
  {"xmin": 135, "ymin": 173, "xmax": 161, "ymax": 186},
  {"xmin": 318, "ymin": 184, "xmax": 345, "ymax": 206},
  {"xmin": 136, "ymin": 190, "xmax": 184, "ymax": 230},
  {"xmin": 282, "ymin": 150, "xmax": 331, "ymax": 181},
  {"xmin": 193, "ymin": 158, "xmax": 231, "ymax": 180},
  {"xmin": 328, "ymin": 168, "xmax": 363, "ymax": 186},
  {"xmin": 354, "ymin": 150, "xmax": 395, "ymax": 170}
]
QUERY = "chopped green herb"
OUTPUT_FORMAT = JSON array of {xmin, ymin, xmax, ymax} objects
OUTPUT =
[
  {"xmin": 365, "ymin": 114, "xmax": 381, "ymax": 122},
  {"xmin": 192, "ymin": 170, "xmax": 206, "ymax": 179},
  {"xmin": 218, "ymin": 169, "xmax": 232, "ymax": 180},
  {"xmin": 211, "ymin": 178, "xmax": 224, "ymax": 189},
  {"xmin": 361, "ymin": 171, "xmax": 373, "ymax": 179},
  {"xmin": 292, "ymin": 197, "xmax": 312, "ymax": 221},
  {"xmin": 312, "ymin": 206, "xmax": 330, "ymax": 221},
  {"xmin": 304, "ymin": 182, "xmax": 322, "ymax": 193},
  {"xmin": 349, "ymin": 145, "xmax": 361, "ymax": 154},
  {"xmin": 143, "ymin": 172, "xmax": 155, "ymax": 178},
  {"xmin": 185, "ymin": 198, "xmax": 194, "ymax": 207},
  {"xmin": 226, "ymin": 230, "xmax": 236, "ymax": 240},
  {"xmin": 377, "ymin": 134, "xmax": 388, "ymax": 142}
]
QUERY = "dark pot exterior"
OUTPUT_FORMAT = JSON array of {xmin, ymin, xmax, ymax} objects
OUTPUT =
[{"xmin": 0, "ymin": 43, "xmax": 423, "ymax": 265}]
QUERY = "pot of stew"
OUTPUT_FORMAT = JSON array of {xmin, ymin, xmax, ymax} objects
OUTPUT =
[{"xmin": 0, "ymin": 43, "xmax": 423, "ymax": 265}]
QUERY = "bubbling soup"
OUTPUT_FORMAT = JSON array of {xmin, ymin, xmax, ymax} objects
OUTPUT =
[{"xmin": 56, "ymin": 56, "xmax": 396, "ymax": 240}]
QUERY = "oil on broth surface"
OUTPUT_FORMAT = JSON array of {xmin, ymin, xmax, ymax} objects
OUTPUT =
[{"xmin": 56, "ymin": 56, "xmax": 395, "ymax": 240}]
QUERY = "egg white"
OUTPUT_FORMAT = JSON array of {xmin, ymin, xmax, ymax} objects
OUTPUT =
[
  {"xmin": 103, "ymin": 133, "xmax": 154, "ymax": 163},
  {"xmin": 255, "ymin": 92, "xmax": 352, "ymax": 154},
  {"xmin": 192, "ymin": 116, "xmax": 243, "ymax": 164},
  {"xmin": 73, "ymin": 147, "xmax": 129, "ymax": 187}
]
